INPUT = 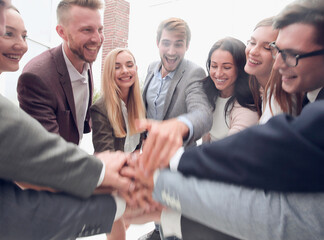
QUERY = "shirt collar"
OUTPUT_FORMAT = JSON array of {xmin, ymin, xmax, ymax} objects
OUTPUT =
[
  {"xmin": 153, "ymin": 64, "xmax": 176, "ymax": 80},
  {"xmin": 307, "ymin": 87, "xmax": 323, "ymax": 103},
  {"xmin": 62, "ymin": 45, "xmax": 90, "ymax": 83}
]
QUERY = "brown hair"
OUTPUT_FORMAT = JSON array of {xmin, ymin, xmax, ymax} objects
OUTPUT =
[
  {"xmin": 57, "ymin": 0, "xmax": 103, "ymax": 25},
  {"xmin": 274, "ymin": 0, "xmax": 324, "ymax": 47},
  {"xmin": 156, "ymin": 17, "xmax": 191, "ymax": 46},
  {"xmin": 264, "ymin": 70, "xmax": 303, "ymax": 116},
  {"xmin": 248, "ymin": 17, "xmax": 276, "ymax": 117}
]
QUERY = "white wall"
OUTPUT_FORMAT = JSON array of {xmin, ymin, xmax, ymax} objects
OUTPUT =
[{"xmin": 3, "ymin": 0, "xmax": 294, "ymax": 102}]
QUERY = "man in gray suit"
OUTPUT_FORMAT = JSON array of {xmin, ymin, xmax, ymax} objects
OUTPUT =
[
  {"xmin": 0, "ymin": 1, "xmax": 131, "ymax": 238},
  {"xmin": 138, "ymin": 17, "xmax": 212, "ymax": 240}
]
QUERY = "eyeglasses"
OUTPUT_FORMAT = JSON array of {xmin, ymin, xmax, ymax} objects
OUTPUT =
[{"xmin": 269, "ymin": 41, "xmax": 324, "ymax": 67}]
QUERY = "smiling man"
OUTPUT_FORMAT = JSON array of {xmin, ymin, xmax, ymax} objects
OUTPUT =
[
  {"xmin": 17, "ymin": 0, "xmax": 104, "ymax": 145},
  {"xmin": 151, "ymin": 0, "xmax": 324, "ymax": 239},
  {"xmin": 138, "ymin": 17, "xmax": 212, "ymax": 240}
]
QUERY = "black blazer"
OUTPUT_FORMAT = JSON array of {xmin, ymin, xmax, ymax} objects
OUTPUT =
[{"xmin": 178, "ymin": 94, "xmax": 324, "ymax": 192}]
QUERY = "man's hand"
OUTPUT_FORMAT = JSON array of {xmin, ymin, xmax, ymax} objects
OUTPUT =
[
  {"xmin": 96, "ymin": 150, "xmax": 134, "ymax": 192},
  {"xmin": 118, "ymin": 153, "xmax": 162, "ymax": 212},
  {"xmin": 136, "ymin": 118, "xmax": 188, "ymax": 176}
]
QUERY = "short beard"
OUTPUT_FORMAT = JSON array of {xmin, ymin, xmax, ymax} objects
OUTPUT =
[{"xmin": 67, "ymin": 33, "xmax": 96, "ymax": 64}]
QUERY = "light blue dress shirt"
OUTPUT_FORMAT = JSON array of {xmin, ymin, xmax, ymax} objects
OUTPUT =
[
  {"xmin": 145, "ymin": 65, "xmax": 193, "ymax": 142},
  {"xmin": 146, "ymin": 67, "xmax": 175, "ymax": 120}
]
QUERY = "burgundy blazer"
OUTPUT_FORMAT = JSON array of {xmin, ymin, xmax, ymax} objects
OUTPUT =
[{"xmin": 17, "ymin": 45, "xmax": 93, "ymax": 145}]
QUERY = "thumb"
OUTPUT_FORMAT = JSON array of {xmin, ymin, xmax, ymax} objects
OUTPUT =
[
  {"xmin": 135, "ymin": 118, "xmax": 152, "ymax": 132},
  {"xmin": 115, "ymin": 176, "xmax": 135, "ymax": 192}
]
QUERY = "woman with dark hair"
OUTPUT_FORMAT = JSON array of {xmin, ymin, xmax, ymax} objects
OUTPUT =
[{"xmin": 203, "ymin": 37, "xmax": 258, "ymax": 142}]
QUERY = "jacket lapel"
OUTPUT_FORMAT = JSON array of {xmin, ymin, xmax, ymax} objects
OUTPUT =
[
  {"xmin": 162, "ymin": 59, "xmax": 186, "ymax": 119},
  {"xmin": 52, "ymin": 45, "xmax": 78, "ymax": 128},
  {"xmin": 142, "ymin": 65, "xmax": 156, "ymax": 106}
]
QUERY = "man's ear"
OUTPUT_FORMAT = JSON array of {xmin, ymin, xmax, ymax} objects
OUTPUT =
[{"xmin": 56, "ymin": 25, "xmax": 67, "ymax": 41}]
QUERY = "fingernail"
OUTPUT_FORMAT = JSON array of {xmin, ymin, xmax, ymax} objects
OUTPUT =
[{"xmin": 129, "ymin": 182, "xmax": 135, "ymax": 192}]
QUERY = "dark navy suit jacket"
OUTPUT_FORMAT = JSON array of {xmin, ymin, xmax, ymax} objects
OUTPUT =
[
  {"xmin": 178, "ymin": 88, "xmax": 324, "ymax": 192},
  {"xmin": 179, "ymin": 89, "xmax": 324, "ymax": 239}
]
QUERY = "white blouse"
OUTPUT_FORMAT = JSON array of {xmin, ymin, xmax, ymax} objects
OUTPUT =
[{"xmin": 121, "ymin": 101, "xmax": 140, "ymax": 152}]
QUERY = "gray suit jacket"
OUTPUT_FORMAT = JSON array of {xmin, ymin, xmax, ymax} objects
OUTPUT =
[
  {"xmin": 154, "ymin": 170, "xmax": 324, "ymax": 240},
  {"xmin": 142, "ymin": 59, "xmax": 212, "ymax": 145},
  {"xmin": 0, "ymin": 94, "xmax": 101, "ymax": 198},
  {"xmin": 0, "ymin": 179, "xmax": 116, "ymax": 239}
]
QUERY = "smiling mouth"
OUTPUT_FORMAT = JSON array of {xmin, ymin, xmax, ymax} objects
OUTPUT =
[
  {"xmin": 119, "ymin": 76, "xmax": 133, "ymax": 81},
  {"xmin": 216, "ymin": 79, "xmax": 227, "ymax": 83},
  {"xmin": 282, "ymin": 75, "xmax": 297, "ymax": 81},
  {"xmin": 85, "ymin": 46, "xmax": 99, "ymax": 52},
  {"xmin": 165, "ymin": 56, "xmax": 177, "ymax": 64},
  {"xmin": 3, "ymin": 54, "xmax": 21, "ymax": 60},
  {"xmin": 248, "ymin": 58, "xmax": 261, "ymax": 65}
]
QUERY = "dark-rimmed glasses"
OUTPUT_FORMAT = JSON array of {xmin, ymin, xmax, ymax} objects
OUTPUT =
[{"xmin": 269, "ymin": 41, "xmax": 324, "ymax": 67}]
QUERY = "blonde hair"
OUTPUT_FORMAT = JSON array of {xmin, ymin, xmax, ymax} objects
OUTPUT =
[{"xmin": 101, "ymin": 48, "xmax": 145, "ymax": 138}]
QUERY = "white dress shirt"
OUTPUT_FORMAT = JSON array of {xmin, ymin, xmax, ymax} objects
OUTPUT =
[{"xmin": 62, "ymin": 46, "xmax": 90, "ymax": 143}]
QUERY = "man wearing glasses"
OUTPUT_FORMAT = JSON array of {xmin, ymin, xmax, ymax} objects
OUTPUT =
[{"xmin": 148, "ymin": 0, "xmax": 324, "ymax": 239}]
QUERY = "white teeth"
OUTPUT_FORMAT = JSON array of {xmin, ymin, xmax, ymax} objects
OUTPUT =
[
  {"xmin": 4, "ymin": 54, "xmax": 20, "ymax": 60},
  {"xmin": 166, "ymin": 56, "xmax": 176, "ymax": 61},
  {"xmin": 216, "ymin": 79, "xmax": 226, "ymax": 82},
  {"xmin": 119, "ymin": 76, "xmax": 131, "ymax": 81},
  {"xmin": 249, "ymin": 59, "xmax": 261, "ymax": 65},
  {"xmin": 86, "ymin": 46, "xmax": 97, "ymax": 51}
]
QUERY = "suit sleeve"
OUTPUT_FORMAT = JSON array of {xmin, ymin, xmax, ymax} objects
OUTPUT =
[
  {"xmin": 17, "ymin": 72, "xmax": 60, "ymax": 134},
  {"xmin": 90, "ymin": 102, "xmax": 116, "ymax": 152},
  {"xmin": 154, "ymin": 170, "xmax": 324, "ymax": 240},
  {"xmin": 182, "ymin": 68, "xmax": 213, "ymax": 143},
  {"xmin": 0, "ymin": 95, "xmax": 102, "ymax": 198},
  {"xmin": 0, "ymin": 180, "xmax": 116, "ymax": 239},
  {"xmin": 178, "ymin": 100, "xmax": 324, "ymax": 192}
]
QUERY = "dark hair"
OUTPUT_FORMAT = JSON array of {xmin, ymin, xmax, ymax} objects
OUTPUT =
[
  {"xmin": 274, "ymin": 0, "xmax": 324, "ymax": 47},
  {"xmin": 203, "ymin": 37, "xmax": 256, "ymax": 120}
]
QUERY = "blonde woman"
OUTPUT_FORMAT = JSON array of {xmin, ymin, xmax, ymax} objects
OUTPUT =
[
  {"xmin": 90, "ymin": 48, "xmax": 145, "ymax": 240},
  {"xmin": 90, "ymin": 48, "xmax": 145, "ymax": 153}
]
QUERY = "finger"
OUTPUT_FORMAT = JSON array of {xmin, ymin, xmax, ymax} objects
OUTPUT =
[
  {"xmin": 112, "ymin": 175, "xmax": 135, "ymax": 192},
  {"xmin": 120, "ymin": 166, "xmax": 138, "ymax": 179},
  {"xmin": 144, "ymin": 128, "xmax": 170, "ymax": 175},
  {"xmin": 119, "ymin": 190, "xmax": 136, "ymax": 207},
  {"xmin": 140, "ymin": 126, "xmax": 158, "ymax": 173},
  {"xmin": 158, "ymin": 135, "xmax": 182, "ymax": 168},
  {"xmin": 135, "ymin": 190, "xmax": 151, "ymax": 211},
  {"xmin": 127, "ymin": 151, "xmax": 140, "ymax": 167},
  {"xmin": 135, "ymin": 118, "xmax": 152, "ymax": 132}
]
